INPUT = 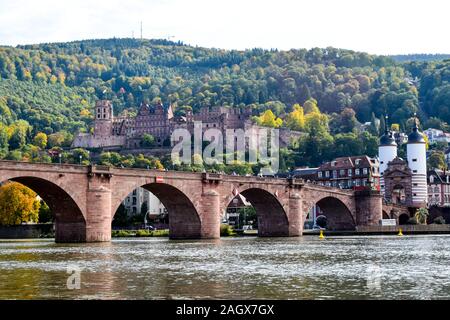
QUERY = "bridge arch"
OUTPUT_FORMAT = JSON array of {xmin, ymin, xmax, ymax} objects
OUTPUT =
[
  {"xmin": 306, "ymin": 196, "xmax": 356, "ymax": 231},
  {"xmin": 112, "ymin": 182, "xmax": 201, "ymax": 239},
  {"xmin": 1, "ymin": 176, "xmax": 86, "ymax": 242},
  {"xmin": 225, "ymin": 187, "xmax": 289, "ymax": 237}
]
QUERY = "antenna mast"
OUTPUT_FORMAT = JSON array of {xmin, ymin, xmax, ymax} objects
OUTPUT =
[{"xmin": 140, "ymin": 21, "xmax": 143, "ymax": 40}]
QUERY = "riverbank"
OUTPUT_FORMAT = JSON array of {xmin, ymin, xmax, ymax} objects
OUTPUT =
[
  {"xmin": 1, "ymin": 224, "xmax": 450, "ymax": 240},
  {"xmin": 304, "ymin": 224, "xmax": 450, "ymax": 236},
  {"xmin": 0, "ymin": 224, "xmax": 54, "ymax": 239}
]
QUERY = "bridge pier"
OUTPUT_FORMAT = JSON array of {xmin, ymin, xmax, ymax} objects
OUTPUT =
[
  {"xmin": 85, "ymin": 186, "xmax": 112, "ymax": 242},
  {"xmin": 355, "ymin": 190, "xmax": 383, "ymax": 227},
  {"xmin": 287, "ymin": 193, "xmax": 303, "ymax": 237},
  {"xmin": 199, "ymin": 190, "xmax": 221, "ymax": 239},
  {"xmin": 55, "ymin": 221, "xmax": 87, "ymax": 243}
]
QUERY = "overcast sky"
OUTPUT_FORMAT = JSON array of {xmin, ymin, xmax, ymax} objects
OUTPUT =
[{"xmin": 0, "ymin": 0, "xmax": 448, "ymax": 54}]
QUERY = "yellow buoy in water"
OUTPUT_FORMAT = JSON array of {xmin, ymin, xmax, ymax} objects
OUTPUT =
[
  {"xmin": 319, "ymin": 230, "xmax": 325, "ymax": 239},
  {"xmin": 398, "ymin": 228, "xmax": 403, "ymax": 236}
]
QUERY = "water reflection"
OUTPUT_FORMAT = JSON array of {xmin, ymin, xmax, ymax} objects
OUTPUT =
[{"xmin": 0, "ymin": 236, "xmax": 450, "ymax": 299}]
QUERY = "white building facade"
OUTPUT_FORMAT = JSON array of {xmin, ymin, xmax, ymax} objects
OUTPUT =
[{"xmin": 123, "ymin": 187, "xmax": 166, "ymax": 216}]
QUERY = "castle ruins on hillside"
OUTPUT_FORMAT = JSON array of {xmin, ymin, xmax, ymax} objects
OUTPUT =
[{"xmin": 72, "ymin": 100, "xmax": 302, "ymax": 150}]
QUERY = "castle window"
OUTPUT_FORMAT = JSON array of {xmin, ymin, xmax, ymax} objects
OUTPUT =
[
  {"xmin": 413, "ymin": 170, "xmax": 417, "ymax": 173},
  {"xmin": 412, "ymin": 159, "xmax": 417, "ymax": 162},
  {"xmin": 380, "ymin": 161, "xmax": 384, "ymax": 164}
]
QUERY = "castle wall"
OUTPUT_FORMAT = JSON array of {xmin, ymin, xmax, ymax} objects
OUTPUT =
[{"xmin": 72, "ymin": 134, "xmax": 126, "ymax": 149}]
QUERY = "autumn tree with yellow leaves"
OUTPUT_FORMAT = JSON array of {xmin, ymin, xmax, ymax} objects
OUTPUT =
[
  {"xmin": 0, "ymin": 182, "xmax": 40, "ymax": 226},
  {"xmin": 252, "ymin": 110, "xmax": 283, "ymax": 128},
  {"xmin": 285, "ymin": 104, "xmax": 305, "ymax": 131}
]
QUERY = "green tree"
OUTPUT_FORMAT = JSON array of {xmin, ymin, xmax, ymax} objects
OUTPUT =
[
  {"xmin": 142, "ymin": 134, "xmax": 156, "ymax": 148},
  {"xmin": 38, "ymin": 200, "xmax": 53, "ymax": 223},
  {"xmin": 427, "ymin": 151, "xmax": 446, "ymax": 170}
]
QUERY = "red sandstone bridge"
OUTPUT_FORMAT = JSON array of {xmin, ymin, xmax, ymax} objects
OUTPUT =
[{"xmin": 0, "ymin": 160, "xmax": 383, "ymax": 243}]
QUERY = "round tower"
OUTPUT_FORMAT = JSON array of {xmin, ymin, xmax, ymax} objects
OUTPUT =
[
  {"xmin": 406, "ymin": 117, "xmax": 428, "ymax": 207},
  {"xmin": 379, "ymin": 117, "xmax": 397, "ymax": 195}
]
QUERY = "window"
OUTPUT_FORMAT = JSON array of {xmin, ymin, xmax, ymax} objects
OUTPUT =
[
  {"xmin": 413, "ymin": 183, "xmax": 418, "ymax": 186},
  {"xmin": 381, "ymin": 185, "xmax": 385, "ymax": 189},
  {"xmin": 318, "ymin": 172, "xmax": 322, "ymax": 178},
  {"xmin": 355, "ymin": 169, "xmax": 360, "ymax": 175},
  {"xmin": 412, "ymin": 159, "xmax": 417, "ymax": 162},
  {"xmin": 363, "ymin": 168, "xmax": 368, "ymax": 175},
  {"xmin": 355, "ymin": 159, "xmax": 361, "ymax": 165},
  {"xmin": 413, "ymin": 170, "xmax": 418, "ymax": 173},
  {"xmin": 340, "ymin": 169, "xmax": 346, "ymax": 176},
  {"xmin": 325, "ymin": 171, "xmax": 330, "ymax": 178},
  {"xmin": 355, "ymin": 179, "xmax": 360, "ymax": 186},
  {"xmin": 348, "ymin": 169, "xmax": 352, "ymax": 177},
  {"xmin": 380, "ymin": 161, "xmax": 384, "ymax": 164},
  {"xmin": 331, "ymin": 161, "xmax": 337, "ymax": 167},
  {"xmin": 333, "ymin": 170, "xmax": 338, "ymax": 179}
]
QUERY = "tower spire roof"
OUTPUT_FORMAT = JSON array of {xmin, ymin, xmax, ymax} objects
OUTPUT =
[
  {"xmin": 407, "ymin": 113, "xmax": 425, "ymax": 144},
  {"xmin": 379, "ymin": 114, "xmax": 396, "ymax": 146}
]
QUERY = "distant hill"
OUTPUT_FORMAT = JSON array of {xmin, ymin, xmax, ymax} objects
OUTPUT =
[
  {"xmin": 390, "ymin": 54, "xmax": 450, "ymax": 62},
  {"xmin": 0, "ymin": 38, "xmax": 449, "ymax": 138}
]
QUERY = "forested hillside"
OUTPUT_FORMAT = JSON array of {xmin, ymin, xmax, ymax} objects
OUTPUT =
[{"xmin": 0, "ymin": 38, "xmax": 449, "ymax": 168}]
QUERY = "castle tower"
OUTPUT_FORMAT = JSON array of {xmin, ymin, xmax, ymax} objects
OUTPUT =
[
  {"xmin": 379, "ymin": 116, "xmax": 397, "ymax": 195},
  {"xmin": 406, "ymin": 116, "xmax": 428, "ymax": 207},
  {"xmin": 94, "ymin": 100, "xmax": 113, "ymax": 136}
]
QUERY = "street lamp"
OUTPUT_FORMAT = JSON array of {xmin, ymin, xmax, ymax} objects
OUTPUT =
[
  {"xmin": 59, "ymin": 153, "xmax": 62, "ymax": 164},
  {"xmin": 79, "ymin": 155, "xmax": 82, "ymax": 165}
]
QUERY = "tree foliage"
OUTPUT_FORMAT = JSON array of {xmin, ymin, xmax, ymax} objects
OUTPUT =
[{"xmin": 0, "ymin": 182, "xmax": 40, "ymax": 225}]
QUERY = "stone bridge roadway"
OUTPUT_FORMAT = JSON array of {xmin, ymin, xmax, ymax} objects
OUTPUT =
[{"xmin": 0, "ymin": 161, "xmax": 383, "ymax": 242}]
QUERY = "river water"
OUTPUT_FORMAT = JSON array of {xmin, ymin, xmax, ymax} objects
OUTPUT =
[{"xmin": 0, "ymin": 235, "xmax": 449, "ymax": 300}]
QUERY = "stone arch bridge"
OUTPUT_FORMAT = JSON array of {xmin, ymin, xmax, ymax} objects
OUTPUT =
[{"xmin": 0, "ymin": 161, "xmax": 383, "ymax": 243}]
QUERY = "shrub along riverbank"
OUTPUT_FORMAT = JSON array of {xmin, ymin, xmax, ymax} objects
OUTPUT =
[{"xmin": 112, "ymin": 229, "xmax": 170, "ymax": 237}]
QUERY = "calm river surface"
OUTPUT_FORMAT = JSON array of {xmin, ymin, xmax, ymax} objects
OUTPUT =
[{"xmin": 0, "ymin": 235, "xmax": 450, "ymax": 299}]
